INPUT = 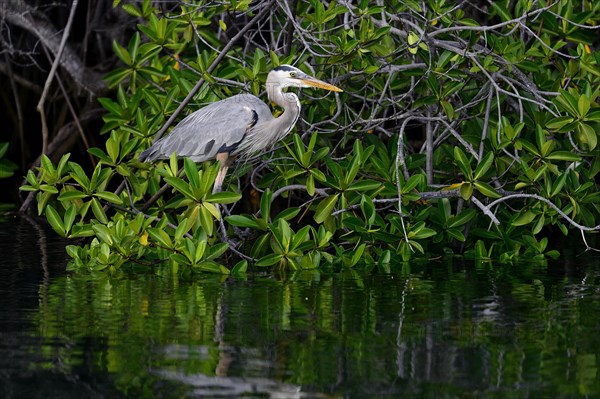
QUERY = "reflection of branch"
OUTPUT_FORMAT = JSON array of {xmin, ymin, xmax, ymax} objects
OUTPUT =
[{"xmin": 21, "ymin": 215, "xmax": 49, "ymax": 304}]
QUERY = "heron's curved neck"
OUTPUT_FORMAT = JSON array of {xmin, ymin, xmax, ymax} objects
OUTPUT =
[
  {"xmin": 266, "ymin": 80, "xmax": 301, "ymax": 140},
  {"xmin": 266, "ymin": 81, "xmax": 299, "ymax": 110}
]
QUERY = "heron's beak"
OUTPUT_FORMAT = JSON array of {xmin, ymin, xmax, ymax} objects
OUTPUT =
[{"xmin": 301, "ymin": 76, "xmax": 343, "ymax": 92}]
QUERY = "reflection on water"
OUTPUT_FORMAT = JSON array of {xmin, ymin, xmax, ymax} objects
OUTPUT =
[{"xmin": 0, "ymin": 218, "xmax": 599, "ymax": 398}]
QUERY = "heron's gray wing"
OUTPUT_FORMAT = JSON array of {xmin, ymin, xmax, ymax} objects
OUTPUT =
[{"xmin": 140, "ymin": 94, "xmax": 271, "ymax": 162}]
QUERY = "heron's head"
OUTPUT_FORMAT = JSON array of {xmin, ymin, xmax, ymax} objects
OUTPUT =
[{"xmin": 267, "ymin": 65, "xmax": 343, "ymax": 92}]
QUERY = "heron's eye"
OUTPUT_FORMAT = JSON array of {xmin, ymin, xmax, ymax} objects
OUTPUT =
[{"xmin": 290, "ymin": 72, "xmax": 296, "ymax": 78}]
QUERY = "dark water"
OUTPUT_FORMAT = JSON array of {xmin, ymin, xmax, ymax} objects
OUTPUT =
[{"xmin": 1, "ymin": 218, "xmax": 599, "ymax": 398}]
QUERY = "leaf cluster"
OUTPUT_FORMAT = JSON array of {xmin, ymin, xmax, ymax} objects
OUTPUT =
[{"xmin": 21, "ymin": 0, "xmax": 600, "ymax": 272}]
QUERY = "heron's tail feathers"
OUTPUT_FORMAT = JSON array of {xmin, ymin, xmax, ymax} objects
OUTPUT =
[{"xmin": 138, "ymin": 147, "xmax": 158, "ymax": 162}]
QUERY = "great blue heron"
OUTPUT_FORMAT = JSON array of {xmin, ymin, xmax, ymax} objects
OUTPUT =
[{"xmin": 139, "ymin": 65, "xmax": 342, "ymax": 193}]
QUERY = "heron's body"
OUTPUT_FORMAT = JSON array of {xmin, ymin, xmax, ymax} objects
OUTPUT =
[
  {"xmin": 139, "ymin": 65, "xmax": 342, "ymax": 193},
  {"xmin": 140, "ymin": 93, "xmax": 298, "ymax": 163}
]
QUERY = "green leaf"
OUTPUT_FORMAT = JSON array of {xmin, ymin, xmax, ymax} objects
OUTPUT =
[
  {"xmin": 260, "ymin": 189, "xmax": 272, "ymax": 222},
  {"xmin": 513, "ymin": 210, "xmax": 536, "ymax": 226},
  {"xmin": 225, "ymin": 215, "xmax": 262, "ymax": 229},
  {"xmin": 491, "ymin": 2, "xmax": 512, "ymax": 22},
  {"xmin": 578, "ymin": 123, "xmax": 597, "ymax": 150},
  {"xmin": 171, "ymin": 253, "xmax": 190, "ymax": 266},
  {"xmin": 69, "ymin": 162, "xmax": 91, "ymax": 190},
  {"xmin": 164, "ymin": 176, "xmax": 194, "ymax": 199},
  {"xmin": 306, "ymin": 174, "xmax": 315, "ymax": 196},
  {"xmin": 271, "ymin": 219, "xmax": 292, "ymax": 251},
  {"xmin": 550, "ymin": 173, "xmax": 567, "ymax": 198},
  {"xmin": 36, "ymin": 191, "xmax": 52, "ymax": 215},
  {"xmin": 63, "ymin": 204, "xmax": 77, "ymax": 234},
  {"xmin": 46, "ymin": 205, "xmax": 66, "ymax": 237},
  {"xmin": 184, "ymin": 157, "xmax": 200, "ymax": 189},
  {"xmin": 459, "ymin": 182, "xmax": 473, "ymax": 200},
  {"xmin": 407, "ymin": 31, "xmax": 420, "ymax": 54},
  {"xmin": 92, "ymin": 224, "xmax": 113, "ymax": 245},
  {"xmin": 546, "ymin": 116, "xmax": 575, "ymax": 130},
  {"xmin": 410, "ymin": 226, "xmax": 437, "ymax": 240},
  {"xmin": 39, "ymin": 185, "xmax": 59, "ymax": 194},
  {"xmin": 447, "ymin": 209, "xmax": 476, "ymax": 228},
  {"xmin": 112, "ymin": 40, "xmax": 132, "ymax": 66},
  {"xmin": 314, "ymin": 194, "xmax": 339, "ymax": 224},
  {"xmin": 453, "ymin": 147, "xmax": 473, "ymax": 181},
  {"xmin": 474, "ymin": 152, "xmax": 494, "ymax": 180},
  {"xmin": 58, "ymin": 190, "xmax": 88, "ymax": 201},
  {"xmin": 474, "ymin": 181, "xmax": 502, "ymax": 199},
  {"xmin": 194, "ymin": 261, "xmax": 229, "ymax": 274},
  {"xmin": 350, "ymin": 243, "xmax": 366, "ymax": 267},
  {"xmin": 346, "ymin": 180, "xmax": 381, "ymax": 192},
  {"xmin": 207, "ymin": 192, "xmax": 242, "ymax": 204},
  {"xmin": 169, "ymin": 152, "xmax": 179, "ymax": 177},
  {"xmin": 555, "ymin": 89, "xmax": 579, "ymax": 116},
  {"xmin": 232, "ymin": 260, "xmax": 248, "ymax": 274},
  {"xmin": 578, "ymin": 94, "xmax": 590, "ymax": 117},
  {"xmin": 275, "ymin": 207, "xmax": 301, "ymax": 221},
  {"xmin": 585, "ymin": 110, "xmax": 600, "ymax": 121},
  {"xmin": 128, "ymin": 32, "xmax": 140, "ymax": 63},
  {"xmin": 205, "ymin": 243, "xmax": 229, "ymax": 263},
  {"xmin": 310, "ymin": 168, "xmax": 327, "ymax": 182},
  {"xmin": 361, "ymin": 195, "xmax": 376, "ymax": 227},
  {"xmin": 148, "ymin": 227, "xmax": 173, "ymax": 248},
  {"xmin": 546, "ymin": 151, "xmax": 582, "ymax": 162},
  {"xmin": 291, "ymin": 225, "xmax": 311, "ymax": 251},
  {"xmin": 91, "ymin": 198, "xmax": 108, "ymax": 224},
  {"xmin": 199, "ymin": 205, "xmax": 215, "ymax": 236},
  {"xmin": 95, "ymin": 191, "xmax": 123, "ymax": 205},
  {"xmin": 106, "ymin": 133, "xmax": 119, "ymax": 163},
  {"xmin": 121, "ymin": 3, "xmax": 141, "ymax": 17},
  {"xmin": 88, "ymin": 147, "xmax": 112, "ymax": 163},
  {"xmin": 447, "ymin": 228, "xmax": 466, "ymax": 242},
  {"xmin": 403, "ymin": 174, "xmax": 424, "ymax": 193},
  {"xmin": 40, "ymin": 154, "xmax": 55, "ymax": 176},
  {"xmin": 532, "ymin": 214, "xmax": 545, "ymax": 235},
  {"xmin": 256, "ymin": 253, "xmax": 283, "ymax": 267},
  {"xmin": 70, "ymin": 224, "xmax": 95, "ymax": 238}
]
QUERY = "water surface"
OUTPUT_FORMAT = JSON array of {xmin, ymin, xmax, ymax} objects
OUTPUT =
[{"xmin": 1, "ymin": 218, "xmax": 599, "ymax": 398}]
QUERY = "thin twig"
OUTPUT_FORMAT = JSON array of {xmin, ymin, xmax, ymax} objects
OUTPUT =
[{"xmin": 36, "ymin": 0, "xmax": 79, "ymax": 156}]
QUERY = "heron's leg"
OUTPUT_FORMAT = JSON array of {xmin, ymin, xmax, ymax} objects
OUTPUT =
[
  {"xmin": 213, "ymin": 153, "xmax": 231, "ymax": 240},
  {"xmin": 212, "ymin": 153, "xmax": 231, "ymax": 194}
]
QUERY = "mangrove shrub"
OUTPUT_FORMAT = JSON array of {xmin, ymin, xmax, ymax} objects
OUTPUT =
[{"xmin": 15, "ymin": 0, "xmax": 600, "ymax": 272}]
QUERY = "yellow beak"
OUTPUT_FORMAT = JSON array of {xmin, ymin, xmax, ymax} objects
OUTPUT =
[{"xmin": 301, "ymin": 77, "xmax": 343, "ymax": 92}]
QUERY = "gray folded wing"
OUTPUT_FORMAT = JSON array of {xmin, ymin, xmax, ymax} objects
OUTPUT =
[{"xmin": 139, "ymin": 94, "xmax": 270, "ymax": 163}]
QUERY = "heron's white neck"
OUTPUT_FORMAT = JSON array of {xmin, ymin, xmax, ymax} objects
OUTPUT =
[{"xmin": 265, "ymin": 80, "xmax": 301, "ymax": 141}]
